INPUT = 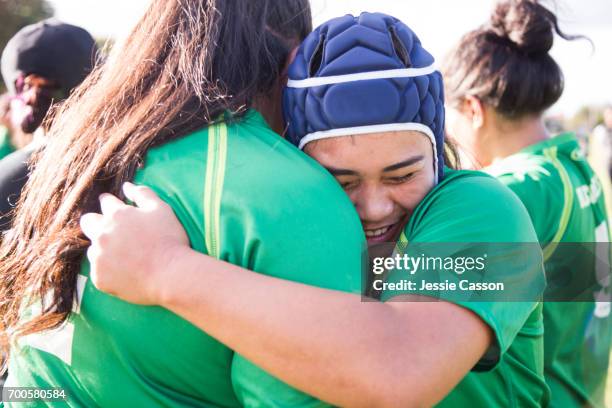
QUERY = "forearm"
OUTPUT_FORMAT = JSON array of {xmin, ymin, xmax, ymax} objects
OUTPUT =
[
  {"xmin": 160, "ymin": 248, "xmax": 487, "ymax": 407},
  {"xmin": 161, "ymin": 248, "xmax": 403, "ymax": 405}
]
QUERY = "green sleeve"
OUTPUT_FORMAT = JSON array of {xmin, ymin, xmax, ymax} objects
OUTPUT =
[{"xmin": 383, "ymin": 172, "xmax": 545, "ymax": 369}]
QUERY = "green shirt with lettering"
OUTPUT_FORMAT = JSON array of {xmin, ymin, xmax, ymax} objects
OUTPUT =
[{"xmin": 486, "ymin": 133, "xmax": 612, "ymax": 408}]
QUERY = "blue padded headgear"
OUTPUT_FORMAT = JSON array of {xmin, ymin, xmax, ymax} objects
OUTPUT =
[{"xmin": 283, "ymin": 12, "xmax": 445, "ymax": 180}]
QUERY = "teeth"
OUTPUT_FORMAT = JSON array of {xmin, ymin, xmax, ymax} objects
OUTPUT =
[{"xmin": 365, "ymin": 225, "xmax": 392, "ymax": 238}]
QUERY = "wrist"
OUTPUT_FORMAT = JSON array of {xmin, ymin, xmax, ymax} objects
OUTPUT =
[{"xmin": 153, "ymin": 244, "xmax": 194, "ymax": 307}]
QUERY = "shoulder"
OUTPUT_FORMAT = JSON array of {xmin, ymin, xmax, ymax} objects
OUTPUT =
[
  {"xmin": 486, "ymin": 152, "xmax": 565, "ymax": 204},
  {"xmin": 0, "ymin": 147, "xmax": 33, "ymax": 223},
  {"xmin": 420, "ymin": 169, "xmax": 531, "ymax": 221},
  {"xmin": 408, "ymin": 169, "xmax": 538, "ymax": 243},
  {"xmin": 139, "ymin": 126, "xmax": 209, "ymax": 178},
  {"xmin": 485, "ymin": 153, "xmax": 567, "ymax": 242},
  {"xmin": 0, "ymin": 147, "xmax": 32, "ymax": 181},
  {"xmin": 136, "ymin": 115, "xmax": 365, "ymax": 277},
  {"xmin": 0, "ymin": 146, "xmax": 33, "ymax": 200},
  {"xmin": 135, "ymin": 126, "xmax": 210, "ymax": 200},
  {"xmin": 396, "ymin": 169, "xmax": 545, "ymax": 359},
  {"xmin": 222, "ymin": 112, "xmax": 361, "ymax": 227},
  {"xmin": 486, "ymin": 152, "xmax": 562, "ymax": 193},
  {"xmin": 438, "ymin": 168, "xmax": 519, "ymax": 198},
  {"xmin": 220, "ymin": 114, "xmax": 364, "ymax": 287}
]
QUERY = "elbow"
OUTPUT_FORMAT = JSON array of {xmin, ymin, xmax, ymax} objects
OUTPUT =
[
  {"xmin": 359, "ymin": 387, "xmax": 431, "ymax": 408},
  {"xmin": 355, "ymin": 367, "xmax": 434, "ymax": 408}
]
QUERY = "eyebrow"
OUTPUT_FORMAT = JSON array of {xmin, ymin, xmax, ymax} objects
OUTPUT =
[
  {"xmin": 324, "ymin": 155, "xmax": 425, "ymax": 176},
  {"xmin": 325, "ymin": 167, "xmax": 358, "ymax": 176},
  {"xmin": 382, "ymin": 156, "xmax": 424, "ymax": 172}
]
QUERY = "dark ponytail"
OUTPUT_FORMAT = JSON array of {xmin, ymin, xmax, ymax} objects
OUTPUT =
[{"xmin": 442, "ymin": 0, "xmax": 585, "ymax": 119}]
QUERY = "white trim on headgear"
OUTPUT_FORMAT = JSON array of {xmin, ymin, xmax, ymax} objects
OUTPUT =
[
  {"xmin": 286, "ymin": 65, "xmax": 437, "ymax": 88},
  {"xmin": 299, "ymin": 122, "xmax": 439, "ymax": 181}
]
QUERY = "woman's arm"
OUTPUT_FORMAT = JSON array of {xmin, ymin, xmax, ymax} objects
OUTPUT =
[{"xmin": 82, "ymin": 184, "xmax": 492, "ymax": 408}]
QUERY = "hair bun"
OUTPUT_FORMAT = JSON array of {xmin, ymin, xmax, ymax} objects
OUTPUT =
[{"xmin": 489, "ymin": 0, "xmax": 555, "ymax": 55}]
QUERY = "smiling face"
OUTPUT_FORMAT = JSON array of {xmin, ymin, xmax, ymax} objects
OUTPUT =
[{"xmin": 304, "ymin": 130, "xmax": 436, "ymax": 246}]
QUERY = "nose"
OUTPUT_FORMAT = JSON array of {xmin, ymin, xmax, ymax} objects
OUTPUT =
[{"xmin": 353, "ymin": 184, "xmax": 395, "ymax": 226}]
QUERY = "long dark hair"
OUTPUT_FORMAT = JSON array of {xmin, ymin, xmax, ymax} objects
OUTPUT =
[
  {"xmin": 0, "ymin": 0, "xmax": 311, "ymax": 368},
  {"xmin": 442, "ymin": 0, "xmax": 585, "ymax": 119}
]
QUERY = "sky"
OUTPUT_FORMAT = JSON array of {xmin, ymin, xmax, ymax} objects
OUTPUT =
[{"xmin": 48, "ymin": 0, "xmax": 612, "ymax": 117}]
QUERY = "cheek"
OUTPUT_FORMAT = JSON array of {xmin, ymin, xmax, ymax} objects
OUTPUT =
[
  {"xmin": 393, "ymin": 175, "xmax": 435, "ymax": 213},
  {"xmin": 345, "ymin": 189, "xmax": 360, "ymax": 207}
]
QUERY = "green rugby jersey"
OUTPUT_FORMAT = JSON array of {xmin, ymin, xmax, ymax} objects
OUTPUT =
[
  {"xmin": 384, "ymin": 169, "xmax": 549, "ymax": 407},
  {"xmin": 0, "ymin": 126, "xmax": 15, "ymax": 160},
  {"xmin": 5, "ymin": 110, "xmax": 365, "ymax": 407},
  {"xmin": 485, "ymin": 133, "xmax": 612, "ymax": 408}
]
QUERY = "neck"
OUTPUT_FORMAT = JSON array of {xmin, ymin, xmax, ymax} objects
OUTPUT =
[
  {"xmin": 480, "ymin": 113, "xmax": 550, "ymax": 167},
  {"xmin": 252, "ymin": 88, "xmax": 285, "ymax": 137}
]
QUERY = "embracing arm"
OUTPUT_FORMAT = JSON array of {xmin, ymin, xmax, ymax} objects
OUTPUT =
[
  {"xmin": 161, "ymin": 250, "xmax": 490, "ymax": 407},
  {"xmin": 82, "ymin": 184, "xmax": 491, "ymax": 408}
]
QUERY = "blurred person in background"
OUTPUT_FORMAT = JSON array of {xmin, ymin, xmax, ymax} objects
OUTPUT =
[
  {"xmin": 0, "ymin": 93, "xmax": 35, "ymax": 161},
  {"xmin": 442, "ymin": 0, "xmax": 611, "ymax": 407},
  {"xmin": 592, "ymin": 106, "xmax": 612, "ymax": 181},
  {"xmin": 0, "ymin": 19, "xmax": 97, "ymax": 231},
  {"xmin": 591, "ymin": 105, "xmax": 612, "ymax": 219}
]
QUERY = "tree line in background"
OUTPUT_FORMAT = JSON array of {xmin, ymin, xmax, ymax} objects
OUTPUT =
[{"xmin": 546, "ymin": 105, "xmax": 610, "ymax": 143}]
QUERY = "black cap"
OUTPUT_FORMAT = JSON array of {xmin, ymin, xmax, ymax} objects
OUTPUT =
[{"xmin": 1, "ymin": 19, "xmax": 97, "ymax": 96}]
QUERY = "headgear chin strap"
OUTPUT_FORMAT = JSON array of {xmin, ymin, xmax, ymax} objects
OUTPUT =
[{"xmin": 283, "ymin": 12, "xmax": 446, "ymax": 181}]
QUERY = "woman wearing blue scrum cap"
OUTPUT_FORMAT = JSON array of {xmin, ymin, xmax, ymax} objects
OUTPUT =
[
  {"xmin": 284, "ymin": 12, "xmax": 445, "ymax": 181},
  {"xmin": 80, "ymin": 13, "xmax": 547, "ymax": 407}
]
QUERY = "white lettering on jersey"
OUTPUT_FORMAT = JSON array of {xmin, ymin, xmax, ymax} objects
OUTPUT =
[{"xmin": 576, "ymin": 176, "xmax": 603, "ymax": 209}]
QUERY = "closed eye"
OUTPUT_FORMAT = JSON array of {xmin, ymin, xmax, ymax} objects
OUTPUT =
[
  {"xmin": 340, "ymin": 180, "xmax": 360, "ymax": 190},
  {"xmin": 386, "ymin": 173, "xmax": 416, "ymax": 184}
]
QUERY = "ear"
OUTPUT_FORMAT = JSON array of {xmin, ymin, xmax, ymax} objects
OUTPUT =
[{"xmin": 463, "ymin": 95, "xmax": 485, "ymax": 130}]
